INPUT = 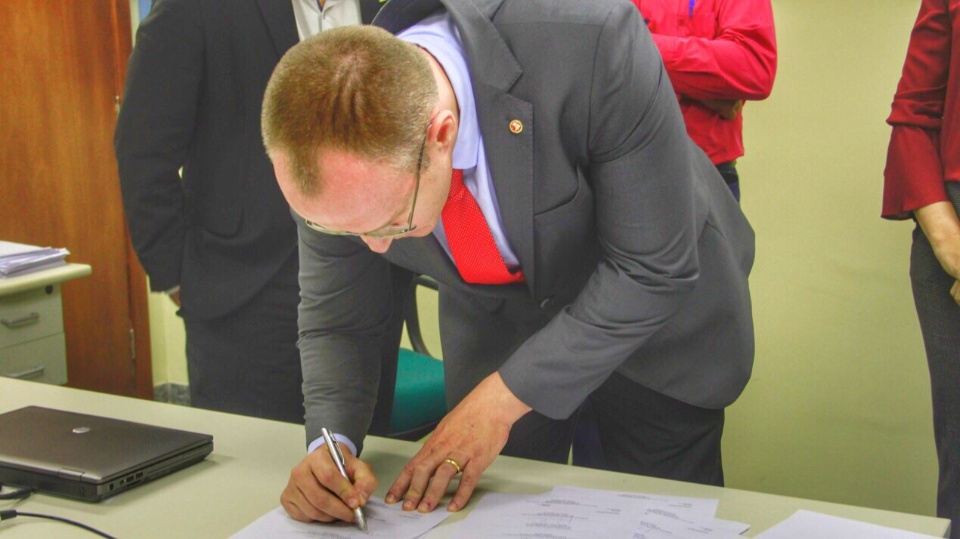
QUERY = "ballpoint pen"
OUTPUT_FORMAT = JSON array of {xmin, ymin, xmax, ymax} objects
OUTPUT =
[{"xmin": 321, "ymin": 428, "xmax": 368, "ymax": 532}]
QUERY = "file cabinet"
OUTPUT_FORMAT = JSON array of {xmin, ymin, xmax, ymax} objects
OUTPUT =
[{"xmin": 0, "ymin": 264, "xmax": 91, "ymax": 385}]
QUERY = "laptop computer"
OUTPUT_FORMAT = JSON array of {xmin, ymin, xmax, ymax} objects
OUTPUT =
[{"xmin": 0, "ymin": 406, "xmax": 213, "ymax": 502}]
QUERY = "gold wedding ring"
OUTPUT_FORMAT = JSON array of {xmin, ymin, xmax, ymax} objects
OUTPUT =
[{"xmin": 443, "ymin": 457, "xmax": 463, "ymax": 474}]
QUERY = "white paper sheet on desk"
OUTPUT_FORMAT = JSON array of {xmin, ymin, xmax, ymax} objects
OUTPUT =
[
  {"xmin": 449, "ymin": 492, "xmax": 644, "ymax": 538},
  {"xmin": 753, "ymin": 510, "xmax": 942, "ymax": 539},
  {"xmin": 449, "ymin": 487, "xmax": 748, "ymax": 539},
  {"xmin": 550, "ymin": 486, "xmax": 722, "ymax": 520},
  {"xmin": 231, "ymin": 498, "xmax": 452, "ymax": 539},
  {"xmin": 550, "ymin": 486, "xmax": 749, "ymax": 538}
]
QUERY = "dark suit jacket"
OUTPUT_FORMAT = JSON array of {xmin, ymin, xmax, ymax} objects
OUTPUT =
[
  {"xmin": 115, "ymin": 0, "xmax": 382, "ymax": 320},
  {"xmin": 296, "ymin": 0, "xmax": 756, "ymax": 450}
]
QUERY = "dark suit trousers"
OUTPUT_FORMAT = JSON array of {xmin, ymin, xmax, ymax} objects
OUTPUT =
[
  {"xmin": 911, "ymin": 182, "xmax": 960, "ymax": 538},
  {"xmin": 182, "ymin": 253, "xmax": 402, "ymax": 431},
  {"xmin": 492, "ymin": 372, "xmax": 724, "ymax": 487},
  {"xmin": 183, "ymin": 254, "xmax": 305, "ymax": 423}
]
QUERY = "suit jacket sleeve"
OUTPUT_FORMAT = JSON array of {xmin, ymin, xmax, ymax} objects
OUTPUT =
[
  {"xmin": 296, "ymin": 215, "xmax": 399, "ymax": 451},
  {"xmin": 498, "ymin": 3, "xmax": 714, "ymax": 419},
  {"xmin": 115, "ymin": 0, "xmax": 204, "ymax": 291}
]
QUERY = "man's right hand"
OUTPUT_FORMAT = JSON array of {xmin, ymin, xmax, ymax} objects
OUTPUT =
[{"xmin": 281, "ymin": 444, "xmax": 378, "ymax": 524}]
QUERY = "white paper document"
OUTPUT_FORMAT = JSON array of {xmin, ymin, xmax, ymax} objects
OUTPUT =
[
  {"xmin": 450, "ymin": 492, "xmax": 644, "ymax": 538},
  {"xmin": 753, "ymin": 510, "xmax": 943, "ymax": 539},
  {"xmin": 449, "ymin": 487, "xmax": 747, "ymax": 539},
  {"xmin": 231, "ymin": 498, "xmax": 452, "ymax": 539}
]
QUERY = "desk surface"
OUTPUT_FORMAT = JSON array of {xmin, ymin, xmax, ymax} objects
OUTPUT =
[
  {"xmin": 0, "ymin": 378, "xmax": 949, "ymax": 538},
  {"xmin": 0, "ymin": 263, "xmax": 92, "ymax": 296}
]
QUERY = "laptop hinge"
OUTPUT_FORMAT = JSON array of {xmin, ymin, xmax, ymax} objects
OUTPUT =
[{"xmin": 57, "ymin": 468, "xmax": 85, "ymax": 480}]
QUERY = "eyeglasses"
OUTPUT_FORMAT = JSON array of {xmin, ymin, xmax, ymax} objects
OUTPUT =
[{"xmin": 305, "ymin": 128, "xmax": 428, "ymax": 239}]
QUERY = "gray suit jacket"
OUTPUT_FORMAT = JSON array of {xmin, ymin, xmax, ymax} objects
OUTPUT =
[{"xmin": 296, "ymin": 0, "xmax": 755, "ymax": 450}]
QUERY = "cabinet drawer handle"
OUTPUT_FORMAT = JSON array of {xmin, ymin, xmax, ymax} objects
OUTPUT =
[
  {"xmin": 6, "ymin": 366, "xmax": 45, "ymax": 379},
  {"xmin": 1, "ymin": 312, "xmax": 40, "ymax": 328}
]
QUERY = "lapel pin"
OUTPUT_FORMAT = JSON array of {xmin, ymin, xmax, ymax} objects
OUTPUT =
[{"xmin": 509, "ymin": 119, "xmax": 523, "ymax": 134}]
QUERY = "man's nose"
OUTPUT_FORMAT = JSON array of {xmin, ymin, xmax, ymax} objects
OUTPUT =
[{"xmin": 361, "ymin": 236, "xmax": 394, "ymax": 253}]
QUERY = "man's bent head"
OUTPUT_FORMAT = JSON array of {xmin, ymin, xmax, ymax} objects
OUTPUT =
[{"xmin": 261, "ymin": 25, "xmax": 438, "ymax": 196}]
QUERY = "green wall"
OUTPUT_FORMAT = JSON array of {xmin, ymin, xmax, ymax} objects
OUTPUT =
[{"xmin": 722, "ymin": 0, "xmax": 936, "ymax": 516}]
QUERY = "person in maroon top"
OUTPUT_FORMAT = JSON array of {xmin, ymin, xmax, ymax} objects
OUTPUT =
[
  {"xmin": 631, "ymin": 0, "xmax": 777, "ymax": 201},
  {"xmin": 883, "ymin": 1, "xmax": 960, "ymax": 535}
]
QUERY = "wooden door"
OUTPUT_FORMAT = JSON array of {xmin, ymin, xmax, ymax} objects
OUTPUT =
[{"xmin": 0, "ymin": 1, "xmax": 153, "ymax": 398}]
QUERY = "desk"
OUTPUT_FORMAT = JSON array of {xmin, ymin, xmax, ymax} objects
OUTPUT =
[
  {"xmin": 0, "ymin": 378, "xmax": 949, "ymax": 538},
  {"xmin": 0, "ymin": 264, "xmax": 92, "ymax": 385}
]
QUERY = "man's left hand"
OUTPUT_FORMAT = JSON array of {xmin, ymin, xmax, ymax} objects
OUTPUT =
[{"xmin": 385, "ymin": 372, "xmax": 531, "ymax": 513}]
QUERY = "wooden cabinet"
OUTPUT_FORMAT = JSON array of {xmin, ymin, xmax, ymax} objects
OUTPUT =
[
  {"xmin": 0, "ymin": 1, "xmax": 154, "ymax": 399},
  {"xmin": 0, "ymin": 265, "xmax": 91, "ymax": 385}
]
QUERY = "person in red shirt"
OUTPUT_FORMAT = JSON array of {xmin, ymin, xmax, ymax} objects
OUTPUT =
[
  {"xmin": 631, "ymin": 0, "xmax": 777, "ymax": 201},
  {"xmin": 883, "ymin": 1, "xmax": 960, "ymax": 535}
]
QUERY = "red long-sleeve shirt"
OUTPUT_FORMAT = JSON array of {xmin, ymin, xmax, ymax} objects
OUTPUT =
[
  {"xmin": 632, "ymin": 0, "xmax": 777, "ymax": 165},
  {"xmin": 883, "ymin": 0, "xmax": 960, "ymax": 220}
]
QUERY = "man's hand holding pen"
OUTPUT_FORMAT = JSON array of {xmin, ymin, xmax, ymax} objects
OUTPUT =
[
  {"xmin": 280, "ymin": 437, "xmax": 377, "ymax": 527},
  {"xmin": 281, "ymin": 372, "xmax": 532, "ymax": 527}
]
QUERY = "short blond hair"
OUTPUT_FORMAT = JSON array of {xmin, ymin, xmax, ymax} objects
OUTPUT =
[{"xmin": 262, "ymin": 26, "xmax": 437, "ymax": 195}]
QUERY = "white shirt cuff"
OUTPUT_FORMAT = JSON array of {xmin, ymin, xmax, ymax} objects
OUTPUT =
[{"xmin": 307, "ymin": 432, "xmax": 358, "ymax": 457}]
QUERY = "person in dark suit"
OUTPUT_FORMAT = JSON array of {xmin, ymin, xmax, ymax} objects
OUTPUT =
[
  {"xmin": 114, "ymin": 0, "xmax": 399, "ymax": 426},
  {"xmin": 261, "ymin": 0, "xmax": 755, "ymax": 525}
]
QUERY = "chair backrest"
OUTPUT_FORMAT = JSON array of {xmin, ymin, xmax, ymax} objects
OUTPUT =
[{"xmin": 387, "ymin": 275, "xmax": 446, "ymax": 441}]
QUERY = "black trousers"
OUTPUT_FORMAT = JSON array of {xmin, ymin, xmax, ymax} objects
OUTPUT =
[
  {"xmin": 911, "ymin": 182, "xmax": 960, "ymax": 538},
  {"xmin": 183, "ymin": 255, "xmax": 305, "ymax": 423},
  {"xmin": 505, "ymin": 372, "xmax": 725, "ymax": 487},
  {"xmin": 183, "ymin": 255, "xmax": 404, "ymax": 431}
]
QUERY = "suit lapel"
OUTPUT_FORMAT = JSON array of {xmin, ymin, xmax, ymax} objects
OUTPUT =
[
  {"xmin": 375, "ymin": 0, "xmax": 537, "ymax": 292},
  {"xmin": 444, "ymin": 0, "xmax": 536, "ymax": 292},
  {"xmin": 257, "ymin": 0, "xmax": 300, "ymax": 56},
  {"xmin": 383, "ymin": 235, "xmax": 463, "ymax": 285}
]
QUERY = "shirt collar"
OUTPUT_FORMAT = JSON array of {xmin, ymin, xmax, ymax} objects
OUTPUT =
[{"xmin": 398, "ymin": 12, "xmax": 479, "ymax": 172}]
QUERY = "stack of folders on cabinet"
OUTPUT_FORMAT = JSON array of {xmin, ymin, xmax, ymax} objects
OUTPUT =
[{"xmin": 0, "ymin": 241, "xmax": 69, "ymax": 278}]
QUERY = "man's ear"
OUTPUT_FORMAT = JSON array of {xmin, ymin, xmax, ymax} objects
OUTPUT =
[{"xmin": 431, "ymin": 110, "xmax": 459, "ymax": 152}]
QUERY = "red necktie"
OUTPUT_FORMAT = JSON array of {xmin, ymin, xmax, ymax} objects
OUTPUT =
[{"xmin": 442, "ymin": 169, "xmax": 524, "ymax": 285}]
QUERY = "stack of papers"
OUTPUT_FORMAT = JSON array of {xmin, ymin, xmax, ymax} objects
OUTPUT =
[
  {"xmin": 232, "ymin": 489, "xmax": 944, "ymax": 538},
  {"xmin": 0, "ymin": 241, "xmax": 70, "ymax": 278}
]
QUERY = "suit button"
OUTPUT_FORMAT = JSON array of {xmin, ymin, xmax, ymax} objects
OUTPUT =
[{"xmin": 539, "ymin": 297, "xmax": 553, "ymax": 309}]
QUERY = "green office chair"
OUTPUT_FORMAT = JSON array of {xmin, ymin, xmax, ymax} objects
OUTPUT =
[{"xmin": 387, "ymin": 275, "xmax": 447, "ymax": 441}]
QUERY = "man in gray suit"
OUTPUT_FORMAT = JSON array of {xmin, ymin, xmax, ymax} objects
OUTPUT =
[{"xmin": 262, "ymin": 0, "xmax": 755, "ymax": 525}]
